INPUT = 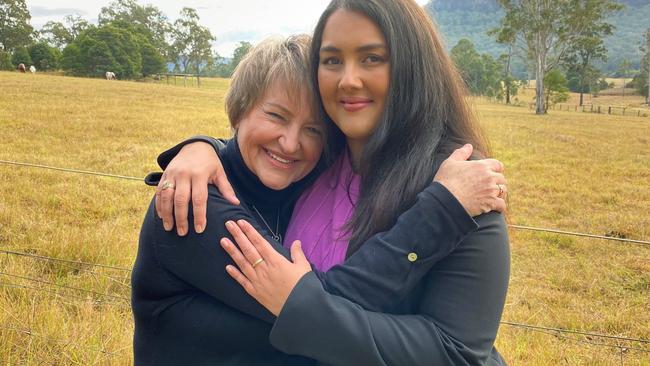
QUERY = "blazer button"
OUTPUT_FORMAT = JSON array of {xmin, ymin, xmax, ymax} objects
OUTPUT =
[{"xmin": 407, "ymin": 252, "xmax": 418, "ymax": 262}]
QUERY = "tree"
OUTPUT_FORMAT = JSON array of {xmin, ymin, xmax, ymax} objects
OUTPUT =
[
  {"xmin": 491, "ymin": 0, "xmax": 623, "ymax": 114},
  {"xmin": 451, "ymin": 39, "xmax": 484, "ymax": 94},
  {"xmin": 566, "ymin": 64, "xmax": 601, "ymax": 101},
  {"xmin": 0, "ymin": 50, "xmax": 12, "ymax": 69},
  {"xmin": 0, "ymin": 0, "xmax": 34, "ymax": 51},
  {"xmin": 39, "ymin": 15, "xmax": 89, "ymax": 49},
  {"xmin": 617, "ymin": 58, "xmax": 632, "ymax": 97},
  {"xmin": 29, "ymin": 42, "xmax": 60, "ymax": 70},
  {"xmin": 99, "ymin": 0, "xmax": 171, "ymax": 59},
  {"xmin": 139, "ymin": 40, "xmax": 165, "ymax": 77},
  {"xmin": 543, "ymin": 69, "xmax": 570, "ymax": 110},
  {"xmin": 61, "ymin": 43, "xmax": 83, "ymax": 75},
  {"xmin": 634, "ymin": 28, "xmax": 650, "ymax": 104},
  {"xmin": 230, "ymin": 41, "xmax": 252, "ymax": 73},
  {"xmin": 451, "ymin": 38, "xmax": 504, "ymax": 98},
  {"xmin": 62, "ymin": 24, "xmax": 143, "ymax": 78},
  {"xmin": 498, "ymin": 46, "xmax": 521, "ymax": 104},
  {"xmin": 562, "ymin": 1, "xmax": 621, "ymax": 106},
  {"xmin": 170, "ymin": 7, "xmax": 215, "ymax": 74},
  {"xmin": 11, "ymin": 46, "xmax": 30, "ymax": 65}
]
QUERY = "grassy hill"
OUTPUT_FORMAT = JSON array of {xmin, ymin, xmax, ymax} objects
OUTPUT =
[
  {"xmin": 426, "ymin": 0, "xmax": 650, "ymax": 73},
  {"xmin": 0, "ymin": 72, "xmax": 648, "ymax": 365}
]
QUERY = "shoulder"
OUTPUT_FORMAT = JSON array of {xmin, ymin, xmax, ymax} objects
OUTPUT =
[{"xmin": 204, "ymin": 185, "xmax": 251, "ymax": 220}]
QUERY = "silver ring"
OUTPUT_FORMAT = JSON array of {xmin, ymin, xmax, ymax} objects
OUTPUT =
[{"xmin": 161, "ymin": 181, "xmax": 175, "ymax": 191}]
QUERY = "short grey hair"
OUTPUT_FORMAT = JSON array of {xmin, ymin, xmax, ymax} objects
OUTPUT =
[{"xmin": 226, "ymin": 34, "xmax": 314, "ymax": 126}]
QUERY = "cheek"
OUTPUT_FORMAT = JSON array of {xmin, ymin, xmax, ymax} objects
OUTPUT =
[
  {"xmin": 318, "ymin": 69, "xmax": 335, "ymax": 99},
  {"xmin": 304, "ymin": 138, "xmax": 324, "ymax": 163}
]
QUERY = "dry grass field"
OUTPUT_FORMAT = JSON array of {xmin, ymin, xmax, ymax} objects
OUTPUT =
[{"xmin": 0, "ymin": 71, "xmax": 648, "ymax": 365}]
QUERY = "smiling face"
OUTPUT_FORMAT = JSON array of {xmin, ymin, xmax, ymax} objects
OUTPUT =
[
  {"xmin": 235, "ymin": 81, "xmax": 325, "ymax": 190},
  {"xmin": 317, "ymin": 9, "xmax": 390, "ymax": 159}
]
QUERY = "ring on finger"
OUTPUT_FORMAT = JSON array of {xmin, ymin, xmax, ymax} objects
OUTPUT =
[
  {"xmin": 497, "ymin": 184, "xmax": 505, "ymax": 198},
  {"xmin": 252, "ymin": 258, "xmax": 264, "ymax": 268},
  {"xmin": 161, "ymin": 181, "xmax": 175, "ymax": 190}
]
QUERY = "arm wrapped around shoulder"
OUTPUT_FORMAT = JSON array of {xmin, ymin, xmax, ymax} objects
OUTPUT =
[{"xmin": 269, "ymin": 212, "xmax": 510, "ymax": 365}]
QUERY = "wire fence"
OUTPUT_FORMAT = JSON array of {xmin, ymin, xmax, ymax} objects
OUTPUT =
[
  {"xmin": 2, "ymin": 159, "xmax": 648, "ymax": 246},
  {"xmin": 1, "ymin": 159, "xmax": 648, "ymax": 362}
]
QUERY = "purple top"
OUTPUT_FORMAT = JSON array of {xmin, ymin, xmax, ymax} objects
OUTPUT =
[{"xmin": 283, "ymin": 151, "xmax": 359, "ymax": 271}]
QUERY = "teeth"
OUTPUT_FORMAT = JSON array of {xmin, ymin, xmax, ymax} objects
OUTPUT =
[{"xmin": 267, "ymin": 150, "xmax": 294, "ymax": 164}]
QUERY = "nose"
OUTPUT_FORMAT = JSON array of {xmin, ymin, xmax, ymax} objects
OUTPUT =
[
  {"xmin": 278, "ymin": 125, "xmax": 301, "ymax": 155},
  {"xmin": 338, "ymin": 64, "xmax": 362, "ymax": 91}
]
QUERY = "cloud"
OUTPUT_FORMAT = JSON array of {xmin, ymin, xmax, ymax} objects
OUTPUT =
[{"xmin": 29, "ymin": 6, "xmax": 87, "ymax": 17}]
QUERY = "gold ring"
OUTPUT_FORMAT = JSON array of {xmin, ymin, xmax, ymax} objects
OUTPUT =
[
  {"xmin": 252, "ymin": 258, "xmax": 264, "ymax": 268},
  {"xmin": 497, "ymin": 184, "xmax": 504, "ymax": 198},
  {"xmin": 161, "ymin": 181, "xmax": 175, "ymax": 190}
]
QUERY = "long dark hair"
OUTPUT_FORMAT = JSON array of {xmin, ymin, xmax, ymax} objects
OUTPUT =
[{"xmin": 311, "ymin": 0, "xmax": 489, "ymax": 254}]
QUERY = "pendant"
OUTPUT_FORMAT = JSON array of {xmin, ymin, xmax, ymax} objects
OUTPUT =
[{"xmin": 273, "ymin": 234, "xmax": 281, "ymax": 243}]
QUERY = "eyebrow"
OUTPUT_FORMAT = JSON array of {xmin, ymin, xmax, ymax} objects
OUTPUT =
[
  {"xmin": 320, "ymin": 43, "xmax": 387, "ymax": 53},
  {"xmin": 263, "ymin": 102, "xmax": 292, "ymax": 116}
]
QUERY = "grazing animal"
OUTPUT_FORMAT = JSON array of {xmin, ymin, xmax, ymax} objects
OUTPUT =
[
  {"xmin": 18, "ymin": 64, "xmax": 26, "ymax": 73},
  {"xmin": 105, "ymin": 71, "xmax": 116, "ymax": 80},
  {"xmin": 29, "ymin": 66, "xmax": 36, "ymax": 73}
]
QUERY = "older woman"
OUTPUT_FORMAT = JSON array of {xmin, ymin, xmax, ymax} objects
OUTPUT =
[{"xmin": 133, "ymin": 32, "xmax": 506, "ymax": 366}]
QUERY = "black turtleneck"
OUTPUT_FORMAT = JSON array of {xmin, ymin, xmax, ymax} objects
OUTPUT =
[
  {"xmin": 221, "ymin": 138, "xmax": 315, "ymax": 243},
  {"xmin": 131, "ymin": 138, "xmax": 315, "ymax": 366}
]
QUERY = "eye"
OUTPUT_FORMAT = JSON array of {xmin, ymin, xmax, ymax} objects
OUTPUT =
[
  {"xmin": 306, "ymin": 126, "xmax": 324, "ymax": 138},
  {"xmin": 265, "ymin": 111, "xmax": 286, "ymax": 121},
  {"xmin": 322, "ymin": 57, "xmax": 341, "ymax": 66},
  {"xmin": 363, "ymin": 54, "xmax": 385, "ymax": 64}
]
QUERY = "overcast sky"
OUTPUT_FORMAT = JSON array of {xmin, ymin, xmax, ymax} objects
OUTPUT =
[{"xmin": 27, "ymin": 0, "xmax": 430, "ymax": 57}]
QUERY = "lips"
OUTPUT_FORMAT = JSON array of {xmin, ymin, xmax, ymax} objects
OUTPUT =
[
  {"xmin": 340, "ymin": 97, "xmax": 373, "ymax": 112},
  {"xmin": 263, "ymin": 148, "xmax": 298, "ymax": 168}
]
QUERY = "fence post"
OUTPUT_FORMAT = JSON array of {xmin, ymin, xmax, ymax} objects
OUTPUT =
[
  {"xmin": 608, "ymin": 106, "xmax": 611, "ymax": 114},
  {"xmin": 598, "ymin": 106, "xmax": 601, "ymax": 114}
]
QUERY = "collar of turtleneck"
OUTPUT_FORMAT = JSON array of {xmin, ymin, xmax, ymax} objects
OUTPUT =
[{"xmin": 221, "ymin": 138, "xmax": 313, "ymax": 207}]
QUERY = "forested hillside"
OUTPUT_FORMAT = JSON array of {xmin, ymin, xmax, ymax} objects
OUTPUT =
[{"xmin": 426, "ymin": 0, "xmax": 650, "ymax": 73}]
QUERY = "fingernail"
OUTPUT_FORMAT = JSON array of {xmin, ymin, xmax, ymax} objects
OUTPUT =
[
  {"xmin": 196, "ymin": 224, "xmax": 204, "ymax": 233},
  {"xmin": 163, "ymin": 222, "xmax": 172, "ymax": 231},
  {"xmin": 178, "ymin": 227, "xmax": 187, "ymax": 236},
  {"xmin": 225, "ymin": 221, "xmax": 234, "ymax": 228}
]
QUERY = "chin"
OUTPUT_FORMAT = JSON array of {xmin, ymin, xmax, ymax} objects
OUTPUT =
[{"xmin": 261, "ymin": 178, "xmax": 292, "ymax": 191}]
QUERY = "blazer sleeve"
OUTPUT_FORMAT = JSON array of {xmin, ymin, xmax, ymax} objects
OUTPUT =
[
  {"xmin": 269, "ymin": 212, "xmax": 510, "ymax": 366},
  {"xmin": 315, "ymin": 182, "xmax": 479, "ymax": 311},
  {"xmin": 157, "ymin": 135, "xmax": 227, "ymax": 170},
  {"xmin": 148, "ymin": 186, "xmax": 284, "ymax": 323}
]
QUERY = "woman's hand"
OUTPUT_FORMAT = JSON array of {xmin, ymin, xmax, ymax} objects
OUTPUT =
[
  {"xmin": 220, "ymin": 220, "xmax": 312, "ymax": 316},
  {"xmin": 155, "ymin": 142, "xmax": 240, "ymax": 236},
  {"xmin": 434, "ymin": 144, "xmax": 508, "ymax": 216}
]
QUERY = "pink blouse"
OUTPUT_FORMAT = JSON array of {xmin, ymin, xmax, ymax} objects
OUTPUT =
[{"xmin": 283, "ymin": 151, "xmax": 359, "ymax": 271}]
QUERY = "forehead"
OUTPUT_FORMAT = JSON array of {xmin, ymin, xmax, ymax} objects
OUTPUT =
[
  {"xmin": 260, "ymin": 80, "xmax": 318, "ymax": 117},
  {"xmin": 321, "ymin": 9, "xmax": 386, "ymax": 48}
]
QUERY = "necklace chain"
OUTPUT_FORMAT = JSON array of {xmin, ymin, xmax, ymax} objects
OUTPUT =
[{"xmin": 250, "ymin": 204, "xmax": 282, "ymax": 243}]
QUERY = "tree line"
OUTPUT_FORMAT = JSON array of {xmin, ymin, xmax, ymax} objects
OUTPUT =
[
  {"xmin": 447, "ymin": 0, "xmax": 650, "ymax": 112},
  {"xmin": 0, "ymin": 0, "xmax": 252, "ymax": 79}
]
